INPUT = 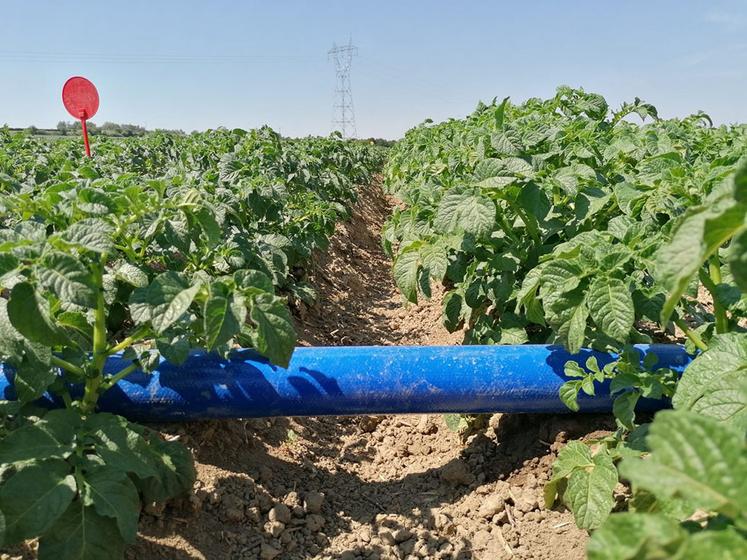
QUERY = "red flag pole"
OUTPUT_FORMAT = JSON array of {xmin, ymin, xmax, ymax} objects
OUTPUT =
[
  {"xmin": 62, "ymin": 76, "xmax": 99, "ymax": 159},
  {"xmin": 80, "ymin": 116, "xmax": 91, "ymax": 157}
]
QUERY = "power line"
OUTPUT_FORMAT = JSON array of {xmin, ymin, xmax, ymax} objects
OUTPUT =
[
  {"xmin": 328, "ymin": 39, "xmax": 358, "ymax": 138},
  {"xmin": 0, "ymin": 49, "xmax": 315, "ymax": 64}
]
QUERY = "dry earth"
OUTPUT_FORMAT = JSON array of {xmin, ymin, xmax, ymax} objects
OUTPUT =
[{"xmin": 2, "ymin": 180, "xmax": 608, "ymax": 560}]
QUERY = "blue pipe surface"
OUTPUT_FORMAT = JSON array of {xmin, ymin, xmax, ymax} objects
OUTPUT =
[{"xmin": 0, "ymin": 345, "xmax": 692, "ymax": 421}]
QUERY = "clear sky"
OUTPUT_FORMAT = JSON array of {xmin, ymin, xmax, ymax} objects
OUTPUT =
[{"xmin": 1, "ymin": 0, "xmax": 746, "ymax": 139}]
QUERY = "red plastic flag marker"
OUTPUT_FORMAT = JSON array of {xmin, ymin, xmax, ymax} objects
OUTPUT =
[{"xmin": 62, "ymin": 76, "xmax": 99, "ymax": 157}]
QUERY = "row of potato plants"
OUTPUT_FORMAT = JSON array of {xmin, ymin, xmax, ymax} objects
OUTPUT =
[
  {"xmin": 0, "ymin": 127, "xmax": 384, "ymax": 557},
  {"xmin": 383, "ymin": 87, "xmax": 746, "ymax": 558}
]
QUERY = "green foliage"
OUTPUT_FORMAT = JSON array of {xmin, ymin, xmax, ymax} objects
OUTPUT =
[
  {"xmin": 544, "ymin": 441, "xmax": 618, "ymax": 530},
  {"xmin": 384, "ymin": 87, "xmax": 746, "ymax": 352},
  {"xmin": 588, "ymin": 408, "xmax": 747, "ymax": 559},
  {"xmin": 672, "ymin": 333, "xmax": 747, "ymax": 432},
  {"xmin": 384, "ymin": 87, "xmax": 747, "ymax": 556},
  {"xmin": 442, "ymin": 413, "xmax": 489, "ymax": 441},
  {"xmin": 0, "ymin": 127, "xmax": 383, "ymax": 557}
]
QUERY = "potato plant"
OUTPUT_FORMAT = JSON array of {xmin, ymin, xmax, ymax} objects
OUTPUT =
[
  {"xmin": 0, "ymin": 128, "xmax": 383, "ymax": 557},
  {"xmin": 384, "ymin": 88, "xmax": 746, "ymax": 556}
]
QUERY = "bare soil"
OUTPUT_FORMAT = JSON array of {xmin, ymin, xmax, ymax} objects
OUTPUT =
[
  {"xmin": 129, "ymin": 180, "xmax": 606, "ymax": 560},
  {"xmin": 2, "ymin": 180, "xmax": 606, "ymax": 560}
]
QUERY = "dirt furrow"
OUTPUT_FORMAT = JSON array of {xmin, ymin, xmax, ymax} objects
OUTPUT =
[{"xmin": 130, "ymin": 180, "xmax": 597, "ymax": 560}]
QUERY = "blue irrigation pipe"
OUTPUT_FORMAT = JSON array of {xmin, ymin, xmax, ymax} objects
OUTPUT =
[{"xmin": 0, "ymin": 345, "xmax": 692, "ymax": 422}]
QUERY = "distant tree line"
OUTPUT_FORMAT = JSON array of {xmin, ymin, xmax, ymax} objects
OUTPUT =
[
  {"xmin": 6, "ymin": 124, "xmax": 392, "ymax": 142},
  {"xmin": 54, "ymin": 121, "xmax": 186, "ymax": 137},
  {"xmin": 361, "ymin": 137, "xmax": 396, "ymax": 147}
]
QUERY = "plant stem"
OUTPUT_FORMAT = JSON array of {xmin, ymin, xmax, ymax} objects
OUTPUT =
[
  {"xmin": 82, "ymin": 255, "xmax": 108, "ymax": 414},
  {"xmin": 113, "ymin": 244, "xmax": 138, "ymax": 261},
  {"xmin": 107, "ymin": 327, "xmax": 148, "ymax": 355},
  {"xmin": 50, "ymin": 355, "xmax": 85, "ymax": 378},
  {"xmin": 674, "ymin": 318, "xmax": 708, "ymax": 352},
  {"xmin": 699, "ymin": 259, "xmax": 729, "ymax": 334},
  {"xmin": 103, "ymin": 362, "xmax": 140, "ymax": 389},
  {"xmin": 496, "ymin": 212, "xmax": 520, "ymax": 244},
  {"xmin": 512, "ymin": 205, "xmax": 541, "ymax": 245}
]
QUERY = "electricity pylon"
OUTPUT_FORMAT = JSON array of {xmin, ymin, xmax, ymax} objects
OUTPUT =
[{"xmin": 328, "ymin": 39, "xmax": 358, "ymax": 138}]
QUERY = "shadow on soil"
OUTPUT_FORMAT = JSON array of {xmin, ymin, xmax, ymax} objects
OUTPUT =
[{"xmin": 134, "ymin": 413, "xmax": 613, "ymax": 559}]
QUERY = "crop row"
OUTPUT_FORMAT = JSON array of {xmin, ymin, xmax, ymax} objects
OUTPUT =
[
  {"xmin": 383, "ymin": 88, "xmax": 747, "ymax": 558},
  {"xmin": 0, "ymin": 127, "xmax": 384, "ymax": 557}
]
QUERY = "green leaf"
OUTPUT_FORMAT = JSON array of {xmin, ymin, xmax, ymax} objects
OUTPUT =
[
  {"xmin": 478, "ymin": 175, "xmax": 516, "ymax": 189},
  {"xmin": 498, "ymin": 325, "xmax": 528, "ymax": 345},
  {"xmin": 85, "ymin": 414, "xmax": 159, "ymax": 479},
  {"xmin": 587, "ymin": 513, "xmax": 686, "ymax": 560},
  {"xmin": 234, "ymin": 269, "xmax": 274, "ymax": 294},
  {"xmin": 0, "ymin": 253, "xmax": 19, "ymax": 280},
  {"xmin": 38, "ymin": 502, "xmax": 124, "ymax": 560},
  {"xmin": 587, "ymin": 277, "xmax": 634, "ymax": 343},
  {"xmin": 36, "ymin": 252, "xmax": 97, "ymax": 308},
  {"xmin": 129, "ymin": 272, "xmax": 201, "ymax": 334},
  {"xmin": 13, "ymin": 343, "xmax": 56, "ymax": 403},
  {"xmin": 619, "ymin": 410, "xmax": 747, "ymax": 516},
  {"xmin": 558, "ymin": 300, "xmax": 589, "ymax": 354},
  {"xmin": 613, "ymin": 391, "xmax": 640, "ymax": 431},
  {"xmin": 443, "ymin": 413, "xmax": 469, "ymax": 432},
  {"xmin": 516, "ymin": 264, "xmax": 543, "ymax": 308},
  {"xmin": 543, "ymin": 477, "xmax": 565, "ymax": 509},
  {"xmin": 581, "ymin": 374, "xmax": 596, "ymax": 396},
  {"xmin": 473, "ymin": 158, "xmax": 504, "ymax": 181},
  {"xmin": 0, "ymin": 296, "xmax": 56, "ymax": 402},
  {"xmin": 130, "ymin": 430, "xmax": 195, "ymax": 502},
  {"xmin": 156, "ymin": 334, "xmax": 190, "ymax": 365},
  {"xmin": 564, "ymin": 361, "xmax": 587, "ymax": 378},
  {"xmin": 81, "ymin": 469, "xmax": 141, "ymax": 543},
  {"xmin": 7, "ymin": 282, "xmax": 69, "ymax": 347},
  {"xmin": 656, "ymin": 171, "xmax": 747, "ymax": 323},
  {"xmin": 248, "ymin": 293, "xmax": 296, "ymax": 367},
  {"xmin": 434, "ymin": 191, "xmax": 495, "ymax": 237},
  {"xmin": 580, "ymin": 92, "xmax": 609, "ymax": 119},
  {"xmin": 0, "ymin": 299, "xmax": 24, "ymax": 361},
  {"xmin": 114, "ymin": 263, "xmax": 149, "ymax": 288},
  {"xmin": 500, "ymin": 156, "xmax": 534, "ymax": 177},
  {"xmin": 539, "ymin": 260, "xmax": 584, "ymax": 309},
  {"xmin": 672, "ymin": 334, "xmax": 747, "ymax": 432},
  {"xmin": 59, "ymin": 218, "xmax": 114, "ymax": 253},
  {"xmin": 553, "ymin": 441, "xmax": 594, "ymax": 479},
  {"xmin": 0, "ymin": 460, "xmax": 76, "ymax": 543},
  {"xmin": 493, "ymin": 96, "xmax": 509, "ymax": 128},
  {"xmin": 517, "ymin": 181, "xmax": 551, "ymax": 220},
  {"xmin": 288, "ymin": 281, "xmax": 316, "ymax": 306},
  {"xmin": 565, "ymin": 448, "xmax": 618, "ymax": 529},
  {"xmin": 420, "ymin": 242, "xmax": 449, "ymax": 281},
  {"xmin": 490, "ymin": 131, "xmax": 521, "ymax": 156},
  {"xmin": 627, "ymin": 424, "xmax": 651, "ymax": 453},
  {"xmin": 194, "ymin": 207, "xmax": 222, "ymax": 248},
  {"xmin": 559, "ymin": 380, "xmax": 582, "ymax": 412},
  {"xmin": 683, "ymin": 528, "xmax": 747, "ymax": 559},
  {"xmin": 0, "ymin": 409, "xmax": 80, "ymax": 464},
  {"xmin": 729, "ymin": 229, "xmax": 747, "ymax": 291},
  {"xmin": 442, "ymin": 290, "xmax": 468, "ymax": 331},
  {"xmin": 204, "ymin": 282, "xmax": 245, "ymax": 351},
  {"xmin": 162, "ymin": 219, "xmax": 190, "ymax": 254},
  {"xmin": 392, "ymin": 243, "xmax": 422, "ymax": 304},
  {"xmin": 57, "ymin": 311, "xmax": 93, "ymax": 346}
]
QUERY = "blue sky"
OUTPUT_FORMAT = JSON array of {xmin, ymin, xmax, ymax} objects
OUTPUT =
[{"xmin": 1, "ymin": 0, "xmax": 746, "ymax": 138}]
